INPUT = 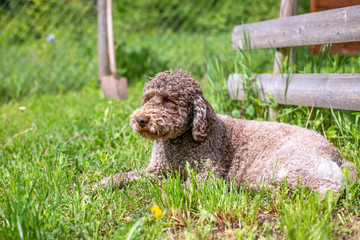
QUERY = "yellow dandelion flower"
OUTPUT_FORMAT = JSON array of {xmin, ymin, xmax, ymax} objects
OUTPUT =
[
  {"xmin": 150, "ymin": 205, "xmax": 162, "ymax": 220},
  {"xmin": 39, "ymin": 162, "xmax": 45, "ymax": 167}
]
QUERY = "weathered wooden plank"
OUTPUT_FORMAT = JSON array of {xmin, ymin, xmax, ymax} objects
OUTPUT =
[
  {"xmin": 310, "ymin": 0, "xmax": 360, "ymax": 56},
  {"xmin": 232, "ymin": 6, "xmax": 360, "ymax": 50},
  {"xmin": 311, "ymin": 0, "xmax": 360, "ymax": 12},
  {"xmin": 228, "ymin": 74, "xmax": 360, "ymax": 110}
]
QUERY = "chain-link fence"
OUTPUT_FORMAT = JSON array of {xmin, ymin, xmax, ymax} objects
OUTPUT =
[
  {"xmin": 0, "ymin": 1, "xmax": 97, "ymax": 102},
  {"xmin": 1, "ymin": 0, "xmax": 299, "ymax": 102}
]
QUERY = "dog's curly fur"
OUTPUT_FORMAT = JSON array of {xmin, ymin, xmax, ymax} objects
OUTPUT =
[{"xmin": 96, "ymin": 69, "xmax": 358, "ymax": 196}]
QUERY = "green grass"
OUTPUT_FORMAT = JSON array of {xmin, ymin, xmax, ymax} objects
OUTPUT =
[
  {"xmin": 0, "ymin": 31, "xmax": 97, "ymax": 102},
  {"xmin": 0, "ymin": 29, "xmax": 236, "ymax": 102},
  {"xmin": 1, "ymin": 18, "xmax": 360, "ymax": 238},
  {"xmin": 2, "ymin": 1, "xmax": 360, "ymax": 238},
  {"xmin": 1, "ymin": 60, "xmax": 360, "ymax": 238}
]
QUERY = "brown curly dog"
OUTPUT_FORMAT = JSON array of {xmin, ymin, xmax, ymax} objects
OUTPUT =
[{"xmin": 94, "ymin": 69, "xmax": 358, "ymax": 196}]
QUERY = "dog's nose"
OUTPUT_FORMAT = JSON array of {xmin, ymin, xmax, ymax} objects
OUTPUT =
[{"xmin": 136, "ymin": 115, "xmax": 149, "ymax": 128}]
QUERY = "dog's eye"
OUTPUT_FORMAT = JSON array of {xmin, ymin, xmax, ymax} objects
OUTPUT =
[
  {"xmin": 143, "ymin": 96, "xmax": 153, "ymax": 103},
  {"xmin": 163, "ymin": 97, "xmax": 176, "ymax": 106}
]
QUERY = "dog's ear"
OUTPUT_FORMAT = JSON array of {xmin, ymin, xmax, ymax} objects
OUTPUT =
[{"xmin": 192, "ymin": 95, "xmax": 217, "ymax": 141}]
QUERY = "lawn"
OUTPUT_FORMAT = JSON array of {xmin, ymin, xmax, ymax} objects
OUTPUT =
[{"xmin": 1, "ymin": 50, "xmax": 360, "ymax": 238}]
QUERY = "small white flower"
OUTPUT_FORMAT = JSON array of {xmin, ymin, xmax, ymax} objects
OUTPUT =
[
  {"xmin": 73, "ymin": 183, "xmax": 77, "ymax": 186},
  {"xmin": 108, "ymin": 101, "xmax": 112, "ymax": 104},
  {"xmin": 19, "ymin": 106, "xmax": 26, "ymax": 111},
  {"xmin": 126, "ymin": 216, "xmax": 131, "ymax": 221},
  {"xmin": 46, "ymin": 34, "xmax": 55, "ymax": 43}
]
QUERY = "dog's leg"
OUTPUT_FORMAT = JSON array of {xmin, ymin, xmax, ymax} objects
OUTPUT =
[{"xmin": 86, "ymin": 168, "xmax": 160, "ymax": 194}]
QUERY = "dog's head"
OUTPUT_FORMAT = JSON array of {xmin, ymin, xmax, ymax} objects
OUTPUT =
[{"xmin": 130, "ymin": 69, "xmax": 217, "ymax": 141}]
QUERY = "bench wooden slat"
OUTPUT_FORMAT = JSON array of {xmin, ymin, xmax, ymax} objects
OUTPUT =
[
  {"xmin": 232, "ymin": 6, "xmax": 360, "ymax": 50},
  {"xmin": 228, "ymin": 74, "xmax": 360, "ymax": 110}
]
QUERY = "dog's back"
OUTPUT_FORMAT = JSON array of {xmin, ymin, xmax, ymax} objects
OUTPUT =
[{"xmin": 219, "ymin": 114, "xmax": 357, "ymax": 195}]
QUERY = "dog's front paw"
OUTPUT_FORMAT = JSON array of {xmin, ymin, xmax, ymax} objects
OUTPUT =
[
  {"xmin": 83, "ymin": 175, "xmax": 125, "ymax": 195},
  {"xmin": 80, "ymin": 178, "xmax": 107, "ymax": 195}
]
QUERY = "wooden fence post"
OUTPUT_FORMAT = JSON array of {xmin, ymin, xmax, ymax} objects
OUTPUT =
[
  {"xmin": 273, "ymin": 0, "xmax": 298, "ymax": 76},
  {"xmin": 270, "ymin": 0, "xmax": 298, "ymax": 119}
]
